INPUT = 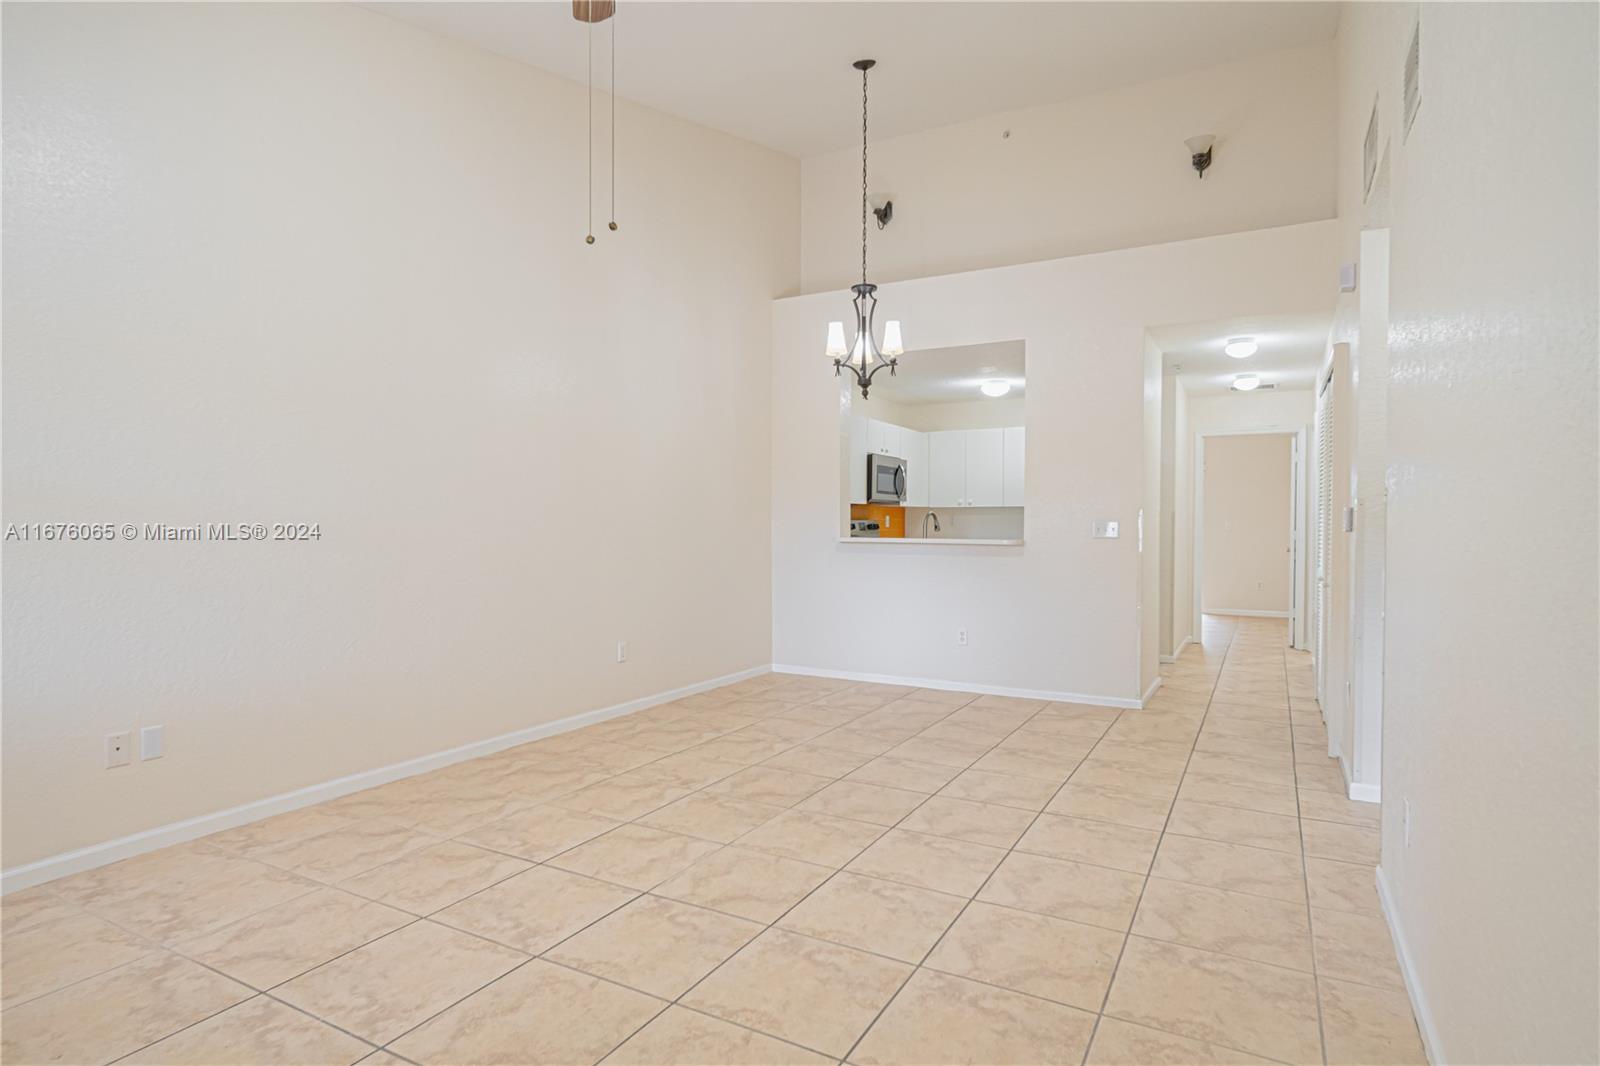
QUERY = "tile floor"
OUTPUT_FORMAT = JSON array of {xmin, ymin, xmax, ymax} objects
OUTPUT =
[{"xmin": 1, "ymin": 616, "xmax": 1429, "ymax": 1065}]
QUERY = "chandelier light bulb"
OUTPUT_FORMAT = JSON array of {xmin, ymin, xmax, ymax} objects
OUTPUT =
[{"xmin": 1224, "ymin": 337, "xmax": 1258, "ymax": 359}]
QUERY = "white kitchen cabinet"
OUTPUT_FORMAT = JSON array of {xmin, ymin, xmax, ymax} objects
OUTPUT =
[
  {"xmin": 867, "ymin": 418, "xmax": 903, "ymax": 458},
  {"xmin": 902, "ymin": 428, "xmax": 929, "ymax": 507},
  {"xmin": 928, "ymin": 431, "xmax": 967, "ymax": 507},
  {"xmin": 965, "ymin": 428, "xmax": 1005, "ymax": 506},
  {"xmin": 847, "ymin": 414, "xmax": 868, "ymax": 504},
  {"xmin": 1003, "ymin": 426, "xmax": 1026, "ymax": 506}
]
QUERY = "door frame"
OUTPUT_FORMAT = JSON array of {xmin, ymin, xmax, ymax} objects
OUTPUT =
[{"xmin": 1192, "ymin": 425, "xmax": 1311, "ymax": 647}]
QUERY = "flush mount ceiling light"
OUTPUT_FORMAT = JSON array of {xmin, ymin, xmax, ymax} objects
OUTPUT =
[
  {"xmin": 827, "ymin": 59, "xmax": 902, "ymax": 400},
  {"xmin": 1185, "ymin": 133, "xmax": 1215, "ymax": 179},
  {"xmin": 1224, "ymin": 337, "xmax": 1258, "ymax": 359},
  {"xmin": 1231, "ymin": 373, "xmax": 1262, "ymax": 392},
  {"xmin": 980, "ymin": 380, "xmax": 1012, "ymax": 398}
]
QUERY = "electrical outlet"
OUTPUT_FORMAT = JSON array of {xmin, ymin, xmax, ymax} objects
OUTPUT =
[
  {"xmin": 140, "ymin": 725, "xmax": 165, "ymax": 761},
  {"xmin": 957, "ymin": 628, "xmax": 969, "ymax": 646},
  {"xmin": 105, "ymin": 731, "xmax": 132, "ymax": 769},
  {"xmin": 1403, "ymin": 797, "xmax": 1413, "ymax": 847},
  {"xmin": 616, "ymin": 641, "xmax": 628, "ymax": 664}
]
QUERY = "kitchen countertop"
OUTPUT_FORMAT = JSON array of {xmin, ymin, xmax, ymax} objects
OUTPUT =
[{"xmin": 838, "ymin": 537, "xmax": 1023, "ymax": 546}]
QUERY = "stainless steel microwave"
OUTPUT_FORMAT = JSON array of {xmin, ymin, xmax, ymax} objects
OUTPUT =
[{"xmin": 867, "ymin": 452, "xmax": 907, "ymax": 504}]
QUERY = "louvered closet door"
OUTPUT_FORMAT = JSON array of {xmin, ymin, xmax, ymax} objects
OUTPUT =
[{"xmin": 1314, "ymin": 373, "xmax": 1334, "ymax": 703}]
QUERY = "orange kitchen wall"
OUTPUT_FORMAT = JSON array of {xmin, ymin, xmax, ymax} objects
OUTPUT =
[{"xmin": 850, "ymin": 503, "xmax": 906, "ymax": 538}]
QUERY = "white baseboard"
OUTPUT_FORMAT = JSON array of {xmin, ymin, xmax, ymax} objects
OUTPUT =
[
  {"xmin": 770, "ymin": 664, "xmax": 1141, "ymax": 709},
  {"xmin": 1141, "ymin": 676, "xmax": 1163, "ymax": 706},
  {"xmin": 1159, "ymin": 636, "xmax": 1194, "ymax": 664},
  {"xmin": 0, "ymin": 664, "xmax": 771, "ymax": 895},
  {"xmin": 1376, "ymin": 865, "xmax": 1442, "ymax": 1064},
  {"xmin": 1347, "ymin": 781, "xmax": 1381, "ymax": 804},
  {"xmin": 1202, "ymin": 607, "xmax": 1291, "ymax": 619}
]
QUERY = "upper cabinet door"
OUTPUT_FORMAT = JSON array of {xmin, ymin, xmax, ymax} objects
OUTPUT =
[
  {"xmin": 965, "ymin": 428, "xmax": 1005, "ymax": 506},
  {"xmin": 867, "ymin": 418, "xmax": 902, "ymax": 458},
  {"xmin": 902, "ymin": 429, "xmax": 930, "ymax": 507},
  {"xmin": 928, "ymin": 431, "xmax": 967, "ymax": 507},
  {"xmin": 1003, "ymin": 426, "xmax": 1026, "ymax": 506}
]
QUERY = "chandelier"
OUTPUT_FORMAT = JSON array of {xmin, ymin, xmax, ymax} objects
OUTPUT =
[{"xmin": 827, "ymin": 59, "xmax": 903, "ymax": 400}]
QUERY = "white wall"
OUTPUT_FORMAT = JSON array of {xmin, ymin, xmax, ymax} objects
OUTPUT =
[
  {"xmin": 772, "ymin": 221, "xmax": 1336, "ymax": 705},
  {"xmin": 1200, "ymin": 434, "xmax": 1293, "ymax": 613},
  {"xmin": 800, "ymin": 42, "xmax": 1337, "ymax": 293},
  {"xmin": 1336, "ymin": 4, "xmax": 1599, "ymax": 1063},
  {"xmin": 1, "ymin": 3, "xmax": 798, "ymax": 870},
  {"xmin": 898, "ymin": 397, "xmax": 1026, "ymax": 433}
]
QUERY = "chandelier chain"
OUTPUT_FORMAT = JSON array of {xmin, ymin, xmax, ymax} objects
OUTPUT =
[{"xmin": 861, "ymin": 63, "xmax": 869, "ymax": 287}]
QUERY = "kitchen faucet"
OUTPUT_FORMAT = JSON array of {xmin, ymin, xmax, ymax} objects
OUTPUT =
[{"xmin": 921, "ymin": 511, "xmax": 942, "ymax": 538}]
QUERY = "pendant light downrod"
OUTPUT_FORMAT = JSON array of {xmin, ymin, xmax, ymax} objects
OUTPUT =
[{"xmin": 827, "ymin": 58, "xmax": 903, "ymax": 400}]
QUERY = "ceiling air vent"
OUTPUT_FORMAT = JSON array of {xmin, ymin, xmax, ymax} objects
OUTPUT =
[{"xmin": 1403, "ymin": 20, "xmax": 1421, "ymax": 141}]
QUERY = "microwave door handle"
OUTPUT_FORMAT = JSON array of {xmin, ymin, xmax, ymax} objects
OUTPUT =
[{"xmin": 894, "ymin": 464, "xmax": 906, "ymax": 501}]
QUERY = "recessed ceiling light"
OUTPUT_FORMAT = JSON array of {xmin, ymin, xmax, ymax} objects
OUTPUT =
[
  {"xmin": 1231, "ymin": 374, "xmax": 1261, "ymax": 392},
  {"xmin": 1224, "ymin": 337, "xmax": 1258, "ymax": 359},
  {"xmin": 980, "ymin": 380, "xmax": 1012, "ymax": 398}
]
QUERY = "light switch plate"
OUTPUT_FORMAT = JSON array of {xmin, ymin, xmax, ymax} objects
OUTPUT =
[
  {"xmin": 140, "ymin": 725, "xmax": 165, "ymax": 761},
  {"xmin": 1093, "ymin": 520, "xmax": 1120, "ymax": 539}
]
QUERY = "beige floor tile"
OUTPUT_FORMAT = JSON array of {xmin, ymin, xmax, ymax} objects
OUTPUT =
[
  {"xmin": 547, "ymin": 824, "xmax": 721, "ymax": 889},
  {"xmin": 967, "ymin": 747, "xmax": 1078, "ymax": 782},
  {"xmin": 274, "ymin": 920, "xmax": 525, "ymax": 1045},
  {"xmin": 337, "ymin": 841, "xmax": 530, "ymax": 915},
  {"xmin": 456, "ymin": 805, "xmax": 622, "ymax": 860},
  {"xmin": 431, "ymin": 865, "xmax": 636, "ymax": 953},
  {"xmin": 206, "ymin": 808, "xmax": 363, "ymax": 856},
  {"xmin": 776, "ymin": 870, "xmax": 964, "ymax": 962},
  {"xmin": 846, "ymin": 756, "xmax": 960, "ymax": 792},
  {"xmin": 1296, "ymin": 759, "xmax": 1348, "ymax": 795},
  {"xmin": 653, "ymin": 846, "xmax": 833, "ymax": 923},
  {"xmin": 938, "ymin": 768, "xmax": 1059, "ymax": 811},
  {"xmin": 852, "ymin": 968, "xmax": 1096, "ymax": 1066},
  {"xmin": 389, "ymin": 958, "xmax": 662, "ymax": 1065},
  {"xmin": 637, "ymin": 791, "xmax": 789, "ymax": 843},
  {"xmin": 925, "ymin": 900, "xmax": 1123, "ymax": 1010},
  {"xmin": 1133, "ymin": 877, "xmax": 1314, "ymax": 971},
  {"xmin": 1016, "ymin": 813, "xmax": 1161, "ymax": 873},
  {"xmin": 1067, "ymin": 764, "xmax": 1182, "ymax": 800},
  {"xmin": 1320, "ymin": 975, "xmax": 1429, "ymax": 1065},
  {"xmin": 121, "ymin": 994, "xmax": 372, "ymax": 1065},
  {"xmin": 546, "ymin": 895, "xmax": 760, "ymax": 998},
  {"xmin": 1165, "ymin": 799, "xmax": 1301, "ymax": 853},
  {"xmin": 683, "ymin": 928, "xmax": 910, "ymax": 1058},
  {"xmin": 885, "ymin": 735, "xmax": 990, "ymax": 769},
  {"xmin": 77, "ymin": 858, "xmax": 321, "ymax": 946},
  {"xmin": 735, "ymin": 809, "xmax": 885, "ymax": 867},
  {"xmin": 896, "ymin": 796, "xmax": 1035, "ymax": 847},
  {"xmin": 796, "ymin": 780, "xmax": 927, "ymax": 826},
  {"xmin": 809, "ymin": 729, "xmax": 901, "ymax": 758},
  {"xmin": 1312, "ymin": 907, "xmax": 1406, "ymax": 990},
  {"xmin": 607, "ymin": 1006, "xmax": 834, "ymax": 1065},
  {"xmin": 2, "ymin": 888, "xmax": 82, "ymax": 936},
  {"xmin": 978, "ymin": 852, "xmax": 1145, "ymax": 931},
  {"xmin": 1177, "ymin": 777, "xmax": 1299, "ymax": 816},
  {"xmin": 846, "ymin": 829, "xmax": 1006, "ymax": 896},
  {"xmin": 1047, "ymin": 782, "xmax": 1174, "ymax": 830},
  {"xmin": 0, "ymin": 953, "xmax": 252, "ymax": 1066},
  {"xmin": 1150, "ymin": 834, "xmax": 1306, "ymax": 903},
  {"xmin": 708, "ymin": 766, "xmax": 834, "ymax": 806},
  {"xmin": 1, "ymin": 910, "xmax": 156, "ymax": 1009},
  {"xmin": 173, "ymin": 887, "xmax": 412, "ymax": 989},
  {"xmin": 258, "ymin": 820, "xmax": 441, "ymax": 884},
  {"xmin": 1302, "ymin": 819, "xmax": 1381, "ymax": 865},
  {"xmin": 552, "ymin": 776, "xmax": 695, "ymax": 821},
  {"xmin": 1103, "ymin": 936, "xmax": 1322, "ymax": 1064},
  {"xmin": 1298, "ymin": 790, "xmax": 1382, "ymax": 827},
  {"xmin": 1306, "ymin": 857, "xmax": 1382, "ymax": 915},
  {"xmin": 1085, "ymin": 1016, "xmax": 1278, "ymax": 1064},
  {"xmin": 761, "ymin": 743, "xmax": 872, "ymax": 778}
]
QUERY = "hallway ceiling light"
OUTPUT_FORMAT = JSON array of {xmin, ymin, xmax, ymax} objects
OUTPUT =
[
  {"xmin": 980, "ymin": 380, "xmax": 1012, "ymax": 398},
  {"xmin": 1231, "ymin": 373, "xmax": 1262, "ymax": 392},
  {"xmin": 1185, "ymin": 133, "xmax": 1216, "ymax": 178},
  {"xmin": 1224, "ymin": 337, "xmax": 1258, "ymax": 358},
  {"xmin": 827, "ymin": 59, "xmax": 903, "ymax": 400}
]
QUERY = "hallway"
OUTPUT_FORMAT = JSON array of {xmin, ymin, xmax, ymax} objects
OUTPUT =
[{"xmin": 1, "ymin": 616, "xmax": 1421, "ymax": 1065}]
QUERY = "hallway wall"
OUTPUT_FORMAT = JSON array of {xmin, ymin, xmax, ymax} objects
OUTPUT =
[
  {"xmin": 1201, "ymin": 434, "xmax": 1293, "ymax": 614},
  {"xmin": 1336, "ymin": 4, "xmax": 1599, "ymax": 1062}
]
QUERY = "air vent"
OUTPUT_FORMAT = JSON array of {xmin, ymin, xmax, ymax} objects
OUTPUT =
[
  {"xmin": 1403, "ymin": 20, "xmax": 1421, "ymax": 141},
  {"xmin": 1258, "ymin": 382, "xmax": 1278, "ymax": 390}
]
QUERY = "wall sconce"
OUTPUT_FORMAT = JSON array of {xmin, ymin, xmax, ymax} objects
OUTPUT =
[{"xmin": 1185, "ymin": 134, "xmax": 1216, "ymax": 179}]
